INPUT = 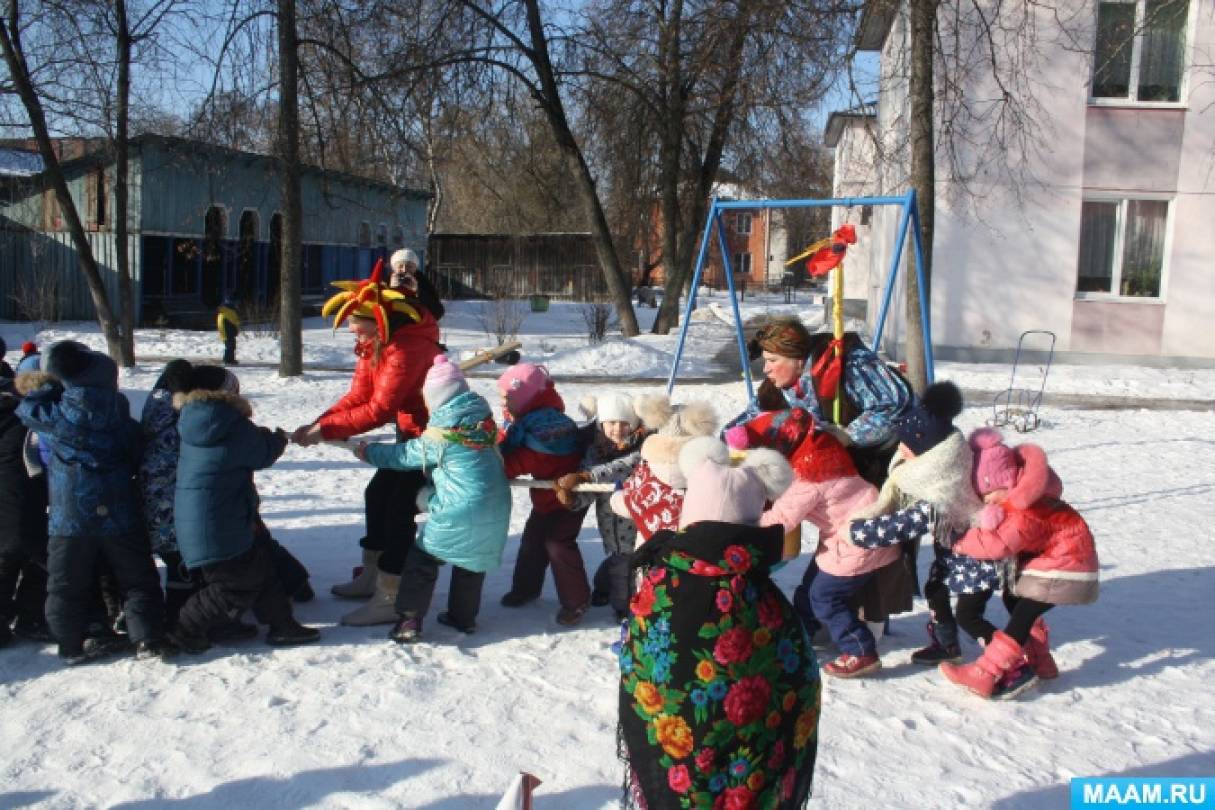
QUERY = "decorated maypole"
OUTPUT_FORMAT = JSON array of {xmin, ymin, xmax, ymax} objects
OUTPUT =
[{"xmin": 784, "ymin": 223, "xmax": 857, "ymax": 422}]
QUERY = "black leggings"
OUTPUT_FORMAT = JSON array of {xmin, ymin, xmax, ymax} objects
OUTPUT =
[
  {"xmin": 924, "ymin": 579, "xmax": 999, "ymax": 644},
  {"xmin": 1002, "ymin": 590, "xmax": 1052, "ymax": 645}
]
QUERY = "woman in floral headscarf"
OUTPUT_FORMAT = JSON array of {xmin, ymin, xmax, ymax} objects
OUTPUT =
[{"xmin": 619, "ymin": 438, "xmax": 820, "ymax": 810}]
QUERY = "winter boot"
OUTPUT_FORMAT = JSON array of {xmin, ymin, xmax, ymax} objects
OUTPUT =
[
  {"xmin": 0, "ymin": 622, "xmax": 11, "ymax": 648},
  {"xmin": 822, "ymin": 653, "xmax": 882, "ymax": 678},
  {"xmin": 340, "ymin": 573, "xmax": 400, "ymax": 626},
  {"xmin": 590, "ymin": 590, "xmax": 611, "ymax": 608},
  {"xmin": 500, "ymin": 590, "xmax": 540, "ymax": 608},
  {"xmin": 555, "ymin": 603, "xmax": 589, "ymax": 627},
  {"xmin": 911, "ymin": 620, "xmax": 962, "ymax": 665},
  {"xmin": 293, "ymin": 581, "xmax": 315, "ymax": 603},
  {"xmin": 135, "ymin": 637, "xmax": 181, "ymax": 661},
  {"xmin": 389, "ymin": 612, "xmax": 423, "ymax": 644},
  {"xmin": 991, "ymin": 661, "xmax": 1040, "ymax": 701},
  {"xmin": 939, "ymin": 630, "xmax": 1036, "ymax": 699},
  {"xmin": 12, "ymin": 616, "xmax": 54, "ymax": 643},
  {"xmin": 167, "ymin": 626, "xmax": 213, "ymax": 655},
  {"xmin": 436, "ymin": 611, "xmax": 476, "ymax": 634},
  {"xmin": 331, "ymin": 549, "xmax": 381, "ymax": 599},
  {"xmin": 266, "ymin": 619, "xmax": 321, "ymax": 647},
  {"xmin": 1025, "ymin": 618, "xmax": 1059, "ymax": 680}
]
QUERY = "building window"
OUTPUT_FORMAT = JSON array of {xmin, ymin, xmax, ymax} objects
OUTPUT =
[
  {"xmin": 86, "ymin": 168, "xmax": 106, "ymax": 230},
  {"xmin": 736, "ymin": 212, "xmax": 752, "ymax": 235},
  {"xmin": 1076, "ymin": 197, "xmax": 1169, "ymax": 298},
  {"xmin": 392, "ymin": 226, "xmax": 404, "ymax": 247},
  {"xmin": 731, "ymin": 252, "xmax": 752, "ymax": 277},
  {"xmin": 376, "ymin": 223, "xmax": 388, "ymax": 250},
  {"xmin": 860, "ymin": 205, "xmax": 873, "ymax": 226},
  {"xmin": 1092, "ymin": 0, "xmax": 1189, "ymax": 102},
  {"xmin": 357, "ymin": 222, "xmax": 371, "ymax": 247}
]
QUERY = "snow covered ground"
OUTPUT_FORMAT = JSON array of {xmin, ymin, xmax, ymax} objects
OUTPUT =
[{"xmin": 1, "ymin": 299, "xmax": 1213, "ymax": 809}]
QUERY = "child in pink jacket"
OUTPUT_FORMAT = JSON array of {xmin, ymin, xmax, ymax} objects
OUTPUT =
[
  {"xmin": 727, "ymin": 407, "xmax": 899, "ymax": 679},
  {"xmin": 939, "ymin": 428, "xmax": 1099, "ymax": 699}
]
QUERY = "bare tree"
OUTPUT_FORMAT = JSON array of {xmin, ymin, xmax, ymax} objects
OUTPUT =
[{"xmin": 0, "ymin": 0, "xmax": 127, "ymax": 361}]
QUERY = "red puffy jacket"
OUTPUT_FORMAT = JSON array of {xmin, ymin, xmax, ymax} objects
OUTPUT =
[
  {"xmin": 317, "ymin": 312, "xmax": 441, "ymax": 441},
  {"xmin": 952, "ymin": 444, "xmax": 1098, "ymax": 606}
]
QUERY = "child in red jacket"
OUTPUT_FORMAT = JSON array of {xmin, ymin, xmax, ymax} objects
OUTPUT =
[
  {"xmin": 940, "ymin": 429, "xmax": 1099, "ymax": 699},
  {"xmin": 496, "ymin": 364, "xmax": 590, "ymax": 626}
]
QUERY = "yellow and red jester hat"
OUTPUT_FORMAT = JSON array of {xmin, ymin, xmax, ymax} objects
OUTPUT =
[{"xmin": 320, "ymin": 257, "xmax": 421, "ymax": 343}]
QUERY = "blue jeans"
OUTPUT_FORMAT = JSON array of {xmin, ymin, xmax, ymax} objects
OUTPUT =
[{"xmin": 794, "ymin": 558, "xmax": 877, "ymax": 657}]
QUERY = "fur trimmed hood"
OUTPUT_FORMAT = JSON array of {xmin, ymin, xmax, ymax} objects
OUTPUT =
[
  {"xmin": 173, "ymin": 388, "xmax": 253, "ymax": 419},
  {"xmin": 852, "ymin": 428, "xmax": 984, "ymax": 535},
  {"xmin": 1006, "ymin": 443, "xmax": 1063, "ymax": 510},
  {"xmin": 15, "ymin": 370, "xmax": 55, "ymax": 397}
]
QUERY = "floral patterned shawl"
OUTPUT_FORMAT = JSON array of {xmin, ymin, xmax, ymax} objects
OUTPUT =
[{"xmin": 619, "ymin": 521, "xmax": 821, "ymax": 810}]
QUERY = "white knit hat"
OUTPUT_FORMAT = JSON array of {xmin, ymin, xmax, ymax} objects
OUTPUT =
[{"xmin": 581, "ymin": 393, "xmax": 639, "ymax": 428}]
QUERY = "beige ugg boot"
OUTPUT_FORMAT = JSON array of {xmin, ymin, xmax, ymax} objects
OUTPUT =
[
  {"xmin": 331, "ymin": 549, "xmax": 381, "ymax": 599},
  {"xmin": 339, "ymin": 573, "xmax": 400, "ymax": 626}
]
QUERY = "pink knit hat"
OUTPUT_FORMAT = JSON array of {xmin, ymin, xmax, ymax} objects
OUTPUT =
[
  {"xmin": 423, "ymin": 355, "xmax": 468, "ymax": 408},
  {"xmin": 496, "ymin": 362, "xmax": 550, "ymax": 412},
  {"xmin": 677, "ymin": 438, "xmax": 793, "ymax": 528},
  {"xmin": 969, "ymin": 427, "xmax": 1021, "ymax": 495}
]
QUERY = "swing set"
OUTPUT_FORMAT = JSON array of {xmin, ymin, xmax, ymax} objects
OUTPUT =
[{"xmin": 666, "ymin": 188, "xmax": 936, "ymax": 418}]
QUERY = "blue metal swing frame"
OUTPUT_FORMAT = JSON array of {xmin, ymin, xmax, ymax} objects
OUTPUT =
[{"xmin": 666, "ymin": 189, "xmax": 934, "ymax": 399}]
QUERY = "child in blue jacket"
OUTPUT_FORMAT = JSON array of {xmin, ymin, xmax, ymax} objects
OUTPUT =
[
  {"xmin": 16, "ymin": 340, "xmax": 170, "ymax": 664},
  {"xmin": 169, "ymin": 367, "xmax": 318, "ymax": 652},
  {"xmin": 356, "ymin": 355, "xmax": 510, "ymax": 643}
]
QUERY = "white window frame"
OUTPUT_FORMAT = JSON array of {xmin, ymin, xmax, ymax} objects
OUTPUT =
[
  {"xmin": 1075, "ymin": 191, "xmax": 1173, "ymax": 303},
  {"xmin": 736, "ymin": 212, "xmax": 753, "ymax": 235},
  {"xmin": 1088, "ymin": 0, "xmax": 1196, "ymax": 109}
]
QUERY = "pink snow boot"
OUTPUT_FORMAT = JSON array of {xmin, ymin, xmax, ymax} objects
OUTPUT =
[
  {"xmin": 1025, "ymin": 618, "xmax": 1059, "ymax": 680},
  {"xmin": 939, "ymin": 631, "xmax": 1036, "ymax": 699}
]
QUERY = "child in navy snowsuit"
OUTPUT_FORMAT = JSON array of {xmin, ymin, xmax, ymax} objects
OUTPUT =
[
  {"xmin": 16, "ymin": 340, "xmax": 169, "ymax": 664},
  {"xmin": 169, "ymin": 368, "xmax": 318, "ymax": 652}
]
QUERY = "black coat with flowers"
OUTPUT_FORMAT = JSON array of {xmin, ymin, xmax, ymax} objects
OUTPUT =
[{"xmin": 619, "ymin": 521, "xmax": 821, "ymax": 810}]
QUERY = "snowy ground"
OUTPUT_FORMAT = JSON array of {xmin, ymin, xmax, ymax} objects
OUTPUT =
[{"xmin": 1, "ymin": 298, "xmax": 1213, "ymax": 809}]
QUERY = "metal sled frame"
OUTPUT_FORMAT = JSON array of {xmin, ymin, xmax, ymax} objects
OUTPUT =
[
  {"xmin": 989, "ymin": 330, "xmax": 1056, "ymax": 433},
  {"xmin": 666, "ymin": 189, "xmax": 933, "ymax": 399}
]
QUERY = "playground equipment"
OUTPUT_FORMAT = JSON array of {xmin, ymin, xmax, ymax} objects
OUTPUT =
[
  {"xmin": 667, "ymin": 190, "xmax": 933, "ymax": 400},
  {"xmin": 989, "ymin": 330, "xmax": 1056, "ymax": 433}
]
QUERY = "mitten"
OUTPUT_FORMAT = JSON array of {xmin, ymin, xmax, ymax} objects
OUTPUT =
[{"xmin": 724, "ymin": 425, "xmax": 750, "ymax": 451}]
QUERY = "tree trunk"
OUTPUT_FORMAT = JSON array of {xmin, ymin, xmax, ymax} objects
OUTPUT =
[
  {"xmin": 0, "ymin": 2, "xmax": 124, "ymax": 362},
  {"xmin": 651, "ymin": 17, "xmax": 749, "ymax": 335},
  {"xmin": 277, "ymin": 0, "xmax": 303, "ymax": 376},
  {"xmin": 905, "ymin": 0, "xmax": 937, "ymax": 395},
  {"xmin": 521, "ymin": 0, "xmax": 639, "ymax": 336},
  {"xmin": 114, "ymin": 0, "xmax": 135, "ymax": 367},
  {"xmin": 652, "ymin": 0, "xmax": 684, "ymax": 335}
]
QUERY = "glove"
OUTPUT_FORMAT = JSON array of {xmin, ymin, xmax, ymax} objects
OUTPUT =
[
  {"xmin": 979, "ymin": 504, "xmax": 1005, "ymax": 531},
  {"xmin": 556, "ymin": 472, "xmax": 589, "ymax": 492}
]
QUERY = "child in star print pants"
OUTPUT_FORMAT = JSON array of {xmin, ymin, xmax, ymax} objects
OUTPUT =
[{"xmin": 922, "ymin": 542, "xmax": 1004, "ymax": 645}]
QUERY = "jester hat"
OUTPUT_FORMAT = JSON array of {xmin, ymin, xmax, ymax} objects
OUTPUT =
[{"xmin": 321, "ymin": 258, "xmax": 421, "ymax": 342}]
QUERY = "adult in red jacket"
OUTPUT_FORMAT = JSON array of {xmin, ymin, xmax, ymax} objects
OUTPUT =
[{"xmin": 292, "ymin": 266, "xmax": 442, "ymax": 626}]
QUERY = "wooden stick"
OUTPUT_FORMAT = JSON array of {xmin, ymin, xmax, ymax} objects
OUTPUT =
[
  {"xmin": 509, "ymin": 479, "xmax": 616, "ymax": 493},
  {"xmin": 459, "ymin": 340, "xmax": 522, "ymax": 371}
]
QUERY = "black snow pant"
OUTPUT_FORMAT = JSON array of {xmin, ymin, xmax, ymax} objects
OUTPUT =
[
  {"xmin": 47, "ymin": 533, "xmax": 164, "ymax": 652},
  {"xmin": 395, "ymin": 544, "xmax": 485, "ymax": 630},
  {"xmin": 254, "ymin": 519, "xmax": 310, "ymax": 596},
  {"xmin": 222, "ymin": 335, "xmax": 237, "ymax": 365},
  {"xmin": 158, "ymin": 549, "xmax": 195, "ymax": 631},
  {"xmin": 177, "ymin": 543, "xmax": 293, "ymax": 636},
  {"xmin": 0, "ymin": 551, "xmax": 47, "ymax": 629},
  {"xmin": 1001, "ymin": 590, "xmax": 1053, "ymax": 646},
  {"xmin": 360, "ymin": 466, "xmax": 425, "ymax": 576},
  {"xmin": 589, "ymin": 495, "xmax": 636, "ymax": 613},
  {"xmin": 925, "ymin": 579, "xmax": 999, "ymax": 645}
]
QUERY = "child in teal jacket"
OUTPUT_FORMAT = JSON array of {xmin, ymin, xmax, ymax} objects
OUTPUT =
[{"xmin": 356, "ymin": 355, "xmax": 510, "ymax": 642}]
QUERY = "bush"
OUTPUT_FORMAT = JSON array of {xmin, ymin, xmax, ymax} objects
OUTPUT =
[{"xmin": 581, "ymin": 300, "xmax": 616, "ymax": 344}]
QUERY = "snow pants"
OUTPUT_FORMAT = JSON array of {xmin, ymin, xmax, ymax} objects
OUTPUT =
[
  {"xmin": 360, "ymin": 466, "xmax": 425, "ymax": 576},
  {"xmin": 510, "ymin": 506, "xmax": 591, "ymax": 610},
  {"xmin": 590, "ymin": 495, "xmax": 636, "ymax": 613},
  {"xmin": 396, "ymin": 544, "xmax": 485, "ymax": 630},
  {"xmin": 177, "ymin": 543, "xmax": 293, "ymax": 636}
]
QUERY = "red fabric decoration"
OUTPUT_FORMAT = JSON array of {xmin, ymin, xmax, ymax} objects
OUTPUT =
[
  {"xmin": 805, "ymin": 224, "xmax": 858, "ymax": 278},
  {"xmin": 811, "ymin": 338, "xmax": 844, "ymax": 400}
]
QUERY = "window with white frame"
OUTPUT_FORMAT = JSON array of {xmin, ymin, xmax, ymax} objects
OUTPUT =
[
  {"xmin": 1076, "ymin": 197, "xmax": 1169, "ymax": 298},
  {"xmin": 1091, "ymin": 0, "xmax": 1189, "ymax": 102},
  {"xmin": 731, "ymin": 252, "xmax": 752, "ymax": 277},
  {"xmin": 736, "ymin": 212, "xmax": 752, "ymax": 235}
]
